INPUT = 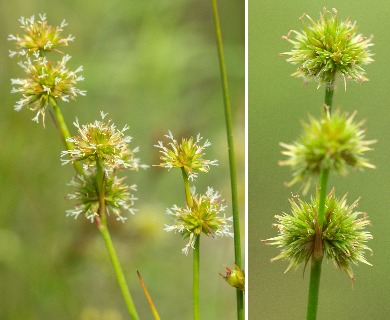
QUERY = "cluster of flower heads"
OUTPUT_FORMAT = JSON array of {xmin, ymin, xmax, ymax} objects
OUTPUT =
[
  {"xmin": 64, "ymin": 113, "xmax": 146, "ymax": 222},
  {"xmin": 9, "ymin": 14, "xmax": 85, "ymax": 124},
  {"xmin": 280, "ymin": 109, "xmax": 376, "ymax": 194},
  {"xmin": 155, "ymin": 131, "xmax": 232, "ymax": 254},
  {"xmin": 155, "ymin": 130, "xmax": 218, "ymax": 181},
  {"xmin": 165, "ymin": 187, "xmax": 233, "ymax": 254},
  {"xmin": 281, "ymin": 8, "xmax": 374, "ymax": 88},
  {"xmin": 264, "ymin": 189, "xmax": 372, "ymax": 282}
]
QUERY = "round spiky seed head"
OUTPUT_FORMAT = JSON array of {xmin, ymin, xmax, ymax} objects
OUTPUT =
[
  {"xmin": 8, "ymin": 14, "xmax": 75, "ymax": 57},
  {"xmin": 66, "ymin": 168, "xmax": 138, "ymax": 223},
  {"xmin": 154, "ymin": 131, "xmax": 218, "ymax": 181},
  {"xmin": 264, "ymin": 189, "xmax": 373, "ymax": 282},
  {"xmin": 280, "ymin": 109, "xmax": 376, "ymax": 194},
  {"xmin": 281, "ymin": 8, "xmax": 374, "ymax": 88},
  {"xmin": 164, "ymin": 187, "xmax": 233, "ymax": 254},
  {"xmin": 10, "ymin": 53, "xmax": 86, "ymax": 124}
]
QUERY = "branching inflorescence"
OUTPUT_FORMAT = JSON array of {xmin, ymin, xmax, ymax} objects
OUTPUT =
[
  {"xmin": 63, "ymin": 112, "xmax": 147, "ymax": 222},
  {"xmin": 155, "ymin": 131, "xmax": 231, "ymax": 254},
  {"xmin": 266, "ymin": 11, "xmax": 375, "ymax": 320}
]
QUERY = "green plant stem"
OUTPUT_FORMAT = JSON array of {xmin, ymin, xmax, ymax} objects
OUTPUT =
[
  {"xmin": 51, "ymin": 103, "xmax": 83, "ymax": 175},
  {"xmin": 324, "ymin": 82, "xmax": 334, "ymax": 113},
  {"xmin": 210, "ymin": 1, "xmax": 243, "ymax": 318},
  {"xmin": 96, "ymin": 216, "xmax": 140, "ymax": 320},
  {"xmin": 316, "ymin": 169, "xmax": 329, "ymax": 227},
  {"xmin": 306, "ymin": 257, "xmax": 323, "ymax": 320},
  {"xmin": 181, "ymin": 168, "xmax": 194, "ymax": 208},
  {"xmin": 306, "ymin": 82, "xmax": 335, "ymax": 319},
  {"xmin": 193, "ymin": 235, "xmax": 200, "ymax": 320}
]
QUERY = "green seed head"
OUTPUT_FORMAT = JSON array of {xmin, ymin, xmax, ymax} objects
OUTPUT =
[
  {"xmin": 11, "ymin": 54, "xmax": 86, "ymax": 124},
  {"xmin": 280, "ymin": 109, "xmax": 376, "ymax": 194},
  {"xmin": 8, "ymin": 14, "xmax": 74, "ymax": 57},
  {"xmin": 165, "ymin": 187, "xmax": 233, "ymax": 254},
  {"xmin": 155, "ymin": 131, "xmax": 218, "ymax": 180},
  {"xmin": 66, "ymin": 168, "xmax": 138, "ymax": 222},
  {"xmin": 264, "ymin": 189, "xmax": 373, "ymax": 282},
  {"xmin": 62, "ymin": 112, "xmax": 147, "ymax": 172},
  {"xmin": 282, "ymin": 8, "xmax": 374, "ymax": 87}
]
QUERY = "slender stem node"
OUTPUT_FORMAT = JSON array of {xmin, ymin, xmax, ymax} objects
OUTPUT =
[
  {"xmin": 307, "ymin": 80, "xmax": 335, "ymax": 319},
  {"xmin": 193, "ymin": 235, "xmax": 200, "ymax": 320},
  {"xmin": 317, "ymin": 169, "xmax": 329, "ymax": 227},
  {"xmin": 324, "ymin": 82, "xmax": 335, "ymax": 113},
  {"xmin": 210, "ymin": 1, "xmax": 244, "ymax": 318},
  {"xmin": 181, "ymin": 168, "xmax": 194, "ymax": 208}
]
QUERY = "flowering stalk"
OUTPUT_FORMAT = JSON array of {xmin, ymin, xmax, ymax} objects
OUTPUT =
[
  {"xmin": 193, "ymin": 235, "xmax": 200, "ymax": 320},
  {"xmin": 266, "ymin": 8, "xmax": 375, "ymax": 320},
  {"xmin": 155, "ymin": 131, "xmax": 232, "ymax": 318},
  {"xmin": 181, "ymin": 167, "xmax": 199, "ymax": 319},
  {"xmin": 182, "ymin": 168, "xmax": 194, "ymax": 208},
  {"xmin": 307, "ymin": 85, "xmax": 333, "ymax": 320},
  {"xmin": 210, "ymin": 1, "xmax": 243, "ymax": 318},
  {"xmin": 63, "ymin": 113, "xmax": 146, "ymax": 317},
  {"xmin": 9, "ymin": 14, "xmax": 142, "ymax": 319},
  {"xmin": 95, "ymin": 216, "xmax": 139, "ymax": 320}
]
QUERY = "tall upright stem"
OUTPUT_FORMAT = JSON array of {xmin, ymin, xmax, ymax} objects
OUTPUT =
[
  {"xmin": 51, "ymin": 103, "xmax": 138, "ymax": 318},
  {"xmin": 306, "ymin": 82, "xmax": 334, "ymax": 320},
  {"xmin": 210, "ymin": 1, "xmax": 243, "ymax": 318},
  {"xmin": 193, "ymin": 235, "xmax": 200, "ymax": 320}
]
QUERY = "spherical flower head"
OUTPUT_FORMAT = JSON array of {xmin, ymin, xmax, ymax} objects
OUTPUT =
[
  {"xmin": 11, "ymin": 53, "xmax": 86, "ymax": 124},
  {"xmin": 282, "ymin": 8, "xmax": 374, "ymax": 87},
  {"xmin": 66, "ymin": 168, "xmax": 138, "ymax": 222},
  {"xmin": 62, "ymin": 112, "xmax": 147, "ymax": 172},
  {"xmin": 165, "ymin": 187, "xmax": 233, "ymax": 254},
  {"xmin": 154, "ymin": 131, "xmax": 218, "ymax": 180},
  {"xmin": 280, "ymin": 109, "xmax": 376, "ymax": 194},
  {"xmin": 264, "ymin": 189, "xmax": 372, "ymax": 282},
  {"xmin": 220, "ymin": 265, "xmax": 245, "ymax": 293},
  {"xmin": 8, "ymin": 14, "xmax": 75, "ymax": 57}
]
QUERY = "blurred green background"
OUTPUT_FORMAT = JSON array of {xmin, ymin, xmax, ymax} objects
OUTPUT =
[
  {"xmin": 0, "ymin": 0, "xmax": 244, "ymax": 319},
  {"xmin": 249, "ymin": 1, "xmax": 390, "ymax": 319}
]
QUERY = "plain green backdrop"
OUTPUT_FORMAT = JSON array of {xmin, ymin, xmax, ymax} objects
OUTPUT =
[
  {"xmin": 0, "ymin": 0, "xmax": 244, "ymax": 319},
  {"xmin": 249, "ymin": 1, "xmax": 390, "ymax": 319}
]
